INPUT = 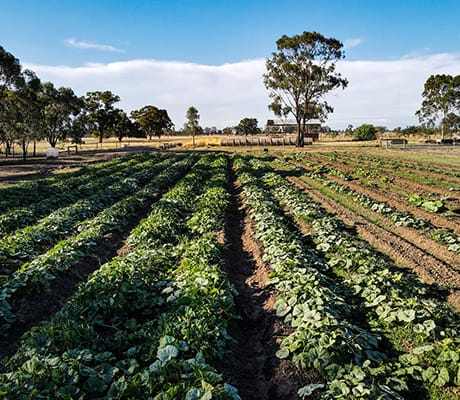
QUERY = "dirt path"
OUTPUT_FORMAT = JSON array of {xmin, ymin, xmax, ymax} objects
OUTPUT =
[
  {"xmin": 216, "ymin": 162, "xmax": 312, "ymax": 399},
  {"xmin": 288, "ymin": 176, "xmax": 460, "ymax": 311}
]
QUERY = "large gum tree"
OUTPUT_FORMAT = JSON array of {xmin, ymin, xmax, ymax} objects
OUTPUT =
[
  {"xmin": 264, "ymin": 31, "xmax": 348, "ymax": 147},
  {"xmin": 416, "ymin": 74, "xmax": 460, "ymax": 139}
]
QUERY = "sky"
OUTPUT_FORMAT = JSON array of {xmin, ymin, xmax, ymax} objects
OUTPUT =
[{"xmin": 2, "ymin": 0, "xmax": 460, "ymax": 130}]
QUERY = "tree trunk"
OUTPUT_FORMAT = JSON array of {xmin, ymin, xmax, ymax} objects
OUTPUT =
[
  {"xmin": 21, "ymin": 141, "xmax": 28, "ymax": 162},
  {"xmin": 33, "ymin": 140, "xmax": 37, "ymax": 156}
]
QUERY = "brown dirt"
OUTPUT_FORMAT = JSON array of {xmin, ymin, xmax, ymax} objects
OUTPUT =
[
  {"xmin": 288, "ymin": 176, "xmax": 460, "ymax": 312},
  {"xmin": 0, "ymin": 192, "xmax": 161, "ymax": 360},
  {"xmin": 326, "ymin": 173, "xmax": 460, "ymax": 240},
  {"xmin": 215, "ymin": 161, "xmax": 319, "ymax": 399}
]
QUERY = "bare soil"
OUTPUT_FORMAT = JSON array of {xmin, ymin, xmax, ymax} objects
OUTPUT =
[
  {"xmin": 215, "ymin": 161, "xmax": 319, "ymax": 399},
  {"xmin": 288, "ymin": 176, "xmax": 460, "ymax": 312}
]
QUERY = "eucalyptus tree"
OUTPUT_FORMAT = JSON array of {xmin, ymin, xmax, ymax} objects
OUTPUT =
[
  {"xmin": 112, "ymin": 109, "xmax": 144, "ymax": 142},
  {"xmin": 183, "ymin": 106, "xmax": 201, "ymax": 147},
  {"xmin": 0, "ymin": 45, "xmax": 24, "ymax": 156},
  {"xmin": 10, "ymin": 69, "xmax": 43, "ymax": 161},
  {"xmin": 40, "ymin": 82, "xmax": 83, "ymax": 148},
  {"xmin": 264, "ymin": 31, "xmax": 348, "ymax": 147},
  {"xmin": 235, "ymin": 118, "xmax": 261, "ymax": 135},
  {"xmin": 130, "ymin": 105, "xmax": 173, "ymax": 140},
  {"xmin": 84, "ymin": 90, "xmax": 121, "ymax": 143},
  {"xmin": 416, "ymin": 74, "xmax": 460, "ymax": 139}
]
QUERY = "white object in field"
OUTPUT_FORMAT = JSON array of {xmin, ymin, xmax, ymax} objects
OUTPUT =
[{"xmin": 45, "ymin": 147, "xmax": 59, "ymax": 158}]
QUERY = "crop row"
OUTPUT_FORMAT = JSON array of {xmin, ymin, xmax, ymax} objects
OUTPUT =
[
  {"xmin": 0, "ymin": 154, "xmax": 184, "ymax": 276},
  {"xmin": 0, "ymin": 153, "xmax": 166, "ymax": 235},
  {"xmin": 0, "ymin": 153, "xmax": 240, "ymax": 399},
  {"xmin": 0, "ymin": 155, "xmax": 195, "ymax": 334},
  {"xmin": 280, "ymin": 157, "xmax": 460, "ymax": 254},
  {"xmin": 236, "ymin": 155, "xmax": 460, "ymax": 399},
  {"xmin": 303, "ymin": 151, "xmax": 460, "ymax": 184},
  {"xmin": 0, "ymin": 154, "xmax": 143, "ymax": 215}
]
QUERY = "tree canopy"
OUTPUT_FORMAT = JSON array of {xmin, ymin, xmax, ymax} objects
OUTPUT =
[
  {"xmin": 84, "ymin": 90, "xmax": 121, "ymax": 143},
  {"xmin": 235, "ymin": 118, "xmax": 261, "ymax": 135},
  {"xmin": 130, "ymin": 105, "xmax": 173, "ymax": 140},
  {"xmin": 416, "ymin": 74, "xmax": 460, "ymax": 139},
  {"xmin": 264, "ymin": 31, "xmax": 348, "ymax": 147},
  {"xmin": 183, "ymin": 106, "xmax": 201, "ymax": 146}
]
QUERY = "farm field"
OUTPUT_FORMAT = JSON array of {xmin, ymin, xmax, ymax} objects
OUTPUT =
[{"xmin": 0, "ymin": 149, "xmax": 459, "ymax": 399}]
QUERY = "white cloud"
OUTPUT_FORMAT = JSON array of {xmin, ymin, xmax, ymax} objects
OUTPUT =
[
  {"xmin": 65, "ymin": 38, "xmax": 124, "ymax": 53},
  {"xmin": 25, "ymin": 52, "xmax": 460, "ymax": 130},
  {"xmin": 343, "ymin": 38, "xmax": 364, "ymax": 50}
]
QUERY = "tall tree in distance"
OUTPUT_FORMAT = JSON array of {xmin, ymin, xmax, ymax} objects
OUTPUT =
[
  {"xmin": 264, "ymin": 31, "xmax": 348, "ymax": 147},
  {"xmin": 184, "ymin": 106, "xmax": 201, "ymax": 147},
  {"xmin": 130, "ymin": 105, "xmax": 173, "ymax": 140},
  {"xmin": 41, "ymin": 82, "xmax": 83, "ymax": 148},
  {"xmin": 84, "ymin": 90, "xmax": 120, "ymax": 143},
  {"xmin": 235, "ymin": 118, "xmax": 261, "ymax": 135},
  {"xmin": 416, "ymin": 74, "xmax": 460, "ymax": 139}
]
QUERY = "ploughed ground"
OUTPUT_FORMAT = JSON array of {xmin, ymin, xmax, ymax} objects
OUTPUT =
[
  {"xmin": 287, "ymin": 175, "xmax": 460, "ymax": 312},
  {"xmin": 214, "ymin": 161, "xmax": 321, "ymax": 399}
]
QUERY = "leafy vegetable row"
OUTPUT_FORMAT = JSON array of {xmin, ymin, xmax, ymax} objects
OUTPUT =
[
  {"xmin": 0, "ymin": 153, "xmax": 144, "ymax": 214},
  {"xmin": 0, "ymin": 155, "xmax": 195, "ymax": 335},
  {"xmin": 286, "ymin": 158, "xmax": 460, "ymax": 253},
  {"xmin": 0, "ymin": 155, "xmax": 183, "ymax": 276},
  {"xmin": 262, "ymin": 167, "xmax": 460, "ymax": 399},
  {"xmin": 234, "ymin": 155, "xmax": 406, "ymax": 399},
  {"xmin": 0, "ymin": 153, "xmax": 240, "ymax": 399},
  {"xmin": 0, "ymin": 153, "xmax": 165, "ymax": 234}
]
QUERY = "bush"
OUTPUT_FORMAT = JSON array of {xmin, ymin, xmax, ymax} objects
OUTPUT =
[{"xmin": 353, "ymin": 124, "xmax": 376, "ymax": 141}]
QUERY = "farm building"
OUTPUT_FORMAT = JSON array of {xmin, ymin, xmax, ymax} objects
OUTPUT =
[{"xmin": 264, "ymin": 119, "xmax": 322, "ymax": 141}]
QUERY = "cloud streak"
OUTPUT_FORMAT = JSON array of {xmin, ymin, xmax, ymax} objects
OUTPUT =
[
  {"xmin": 343, "ymin": 38, "xmax": 364, "ymax": 50},
  {"xmin": 26, "ymin": 53, "xmax": 460, "ymax": 130},
  {"xmin": 65, "ymin": 38, "xmax": 124, "ymax": 53}
]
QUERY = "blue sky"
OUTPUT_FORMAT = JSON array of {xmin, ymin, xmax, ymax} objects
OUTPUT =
[{"xmin": 2, "ymin": 0, "xmax": 460, "ymax": 129}]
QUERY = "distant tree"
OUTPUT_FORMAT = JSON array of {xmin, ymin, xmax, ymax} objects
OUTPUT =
[
  {"xmin": 203, "ymin": 126, "xmax": 219, "ymax": 135},
  {"xmin": 183, "ymin": 106, "xmax": 201, "ymax": 147},
  {"xmin": 264, "ymin": 31, "xmax": 348, "ymax": 147},
  {"xmin": 10, "ymin": 70, "xmax": 43, "ymax": 161},
  {"xmin": 84, "ymin": 90, "xmax": 121, "ymax": 143},
  {"xmin": 0, "ymin": 45, "xmax": 22, "ymax": 90},
  {"xmin": 0, "ymin": 45, "xmax": 24, "ymax": 156},
  {"xmin": 112, "ymin": 109, "xmax": 145, "ymax": 142},
  {"xmin": 353, "ymin": 124, "xmax": 376, "ymax": 141},
  {"xmin": 445, "ymin": 112, "xmax": 460, "ymax": 134},
  {"xmin": 40, "ymin": 82, "xmax": 83, "ymax": 147},
  {"xmin": 130, "ymin": 105, "xmax": 173, "ymax": 140},
  {"xmin": 222, "ymin": 127, "xmax": 234, "ymax": 136},
  {"xmin": 416, "ymin": 74, "xmax": 460, "ymax": 139},
  {"xmin": 235, "ymin": 118, "xmax": 261, "ymax": 135}
]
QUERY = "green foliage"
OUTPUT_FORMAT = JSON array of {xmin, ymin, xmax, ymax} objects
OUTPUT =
[
  {"xmin": 234, "ymin": 118, "xmax": 261, "ymax": 135},
  {"xmin": 264, "ymin": 31, "xmax": 348, "ymax": 147},
  {"xmin": 353, "ymin": 124, "xmax": 377, "ymax": 141},
  {"xmin": 130, "ymin": 105, "xmax": 173, "ymax": 140}
]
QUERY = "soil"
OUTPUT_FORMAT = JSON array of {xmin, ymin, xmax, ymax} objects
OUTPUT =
[
  {"xmin": 288, "ymin": 176, "xmax": 460, "ymax": 312},
  {"xmin": 215, "ymin": 160, "xmax": 320, "ymax": 399}
]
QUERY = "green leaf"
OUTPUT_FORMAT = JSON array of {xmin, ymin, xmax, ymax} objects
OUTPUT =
[
  {"xmin": 157, "ymin": 345, "xmax": 179, "ymax": 362},
  {"xmin": 276, "ymin": 348, "xmax": 290, "ymax": 359},
  {"xmin": 298, "ymin": 383, "xmax": 325, "ymax": 397}
]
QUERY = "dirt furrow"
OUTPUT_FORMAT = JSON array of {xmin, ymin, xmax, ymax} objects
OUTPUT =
[
  {"xmin": 325, "ymin": 173, "xmax": 460, "ymax": 238},
  {"xmin": 288, "ymin": 176, "xmax": 460, "ymax": 311},
  {"xmin": 216, "ymin": 162, "xmax": 310, "ymax": 399}
]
